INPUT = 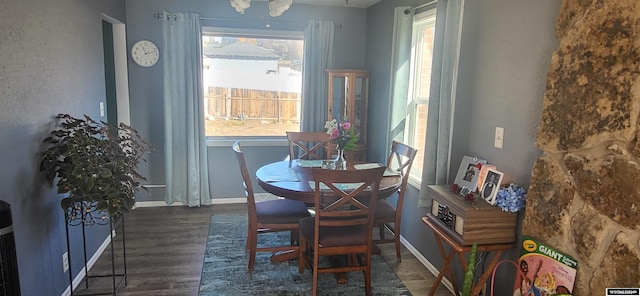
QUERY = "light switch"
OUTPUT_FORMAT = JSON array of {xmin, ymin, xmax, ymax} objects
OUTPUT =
[
  {"xmin": 494, "ymin": 127, "xmax": 504, "ymax": 149},
  {"xmin": 100, "ymin": 102, "xmax": 105, "ymax": 117}
]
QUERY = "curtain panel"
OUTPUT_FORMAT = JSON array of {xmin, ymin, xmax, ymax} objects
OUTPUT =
[
  {"xmin": 386, "ymin": 7, "xmax": 413, "ymax": 146},
  {"xmin": 301, "ymin": 20, "xmax": 335, "ymax": 132},
  {"xmin": 162, "ymin": 12, "xmax": 212, "ymax": 207},
  {"xmin": 418, "ymin": 0, "xmax": 465, "ymax": 207}
]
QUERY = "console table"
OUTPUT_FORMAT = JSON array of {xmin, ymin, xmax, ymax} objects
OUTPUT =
[{"xmin": 422, "ymin": 216, "xmax": 514, "ymax": 296}]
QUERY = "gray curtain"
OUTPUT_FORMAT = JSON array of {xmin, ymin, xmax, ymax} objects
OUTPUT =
[
  {"xmin": 387, "ymin": 7, "xmax": 413, "ymax": 145},
  {"xmin": 418, "ymin": 0, "xmax": 465, "ymax": 207},
  {"xmin": 162, "ymin": 12, "xmax": 212, "ymax": 207},
  {"xmin": 301, "ymin": 20, "xmax": 335, "ymax": 132}
]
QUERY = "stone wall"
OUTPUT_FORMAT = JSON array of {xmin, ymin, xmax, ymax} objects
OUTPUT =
[{"xmin": 523, "ymin": 0, "xmax": 640, "ymax": 293}]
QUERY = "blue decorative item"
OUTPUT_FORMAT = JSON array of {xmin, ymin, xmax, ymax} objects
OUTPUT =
[{"xmin": 495, "ymin": 183, "xmax": 527, "ymax": 212}]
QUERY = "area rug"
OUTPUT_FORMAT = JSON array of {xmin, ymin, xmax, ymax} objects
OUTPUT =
[{"xmin": 199, "ymin": 213, "xmax": 412, "ymax": 296}]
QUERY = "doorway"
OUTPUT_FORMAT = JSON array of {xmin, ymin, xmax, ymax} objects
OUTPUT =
[{"xmin": 101, "ymin": 14, "xmax": 130, "ymax": 126}]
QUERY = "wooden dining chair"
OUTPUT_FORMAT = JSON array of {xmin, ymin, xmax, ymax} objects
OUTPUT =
[
  {"xmin": 232, "ymin": 141, "xmax": 311, "ymax": 272},
  {"xmin": 298, "ymin": 166, "xmax": 385, "ymax": 296},
  {"xmin": 373, "ymin": 140, "xmax": 418, "ymax": 262},
  {"xmin": 286, "ymin": 131, "xmax": 331, "ymax": 166}
]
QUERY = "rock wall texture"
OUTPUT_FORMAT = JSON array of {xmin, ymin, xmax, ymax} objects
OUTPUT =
[{"xmin": 524, "ymin": 0, "xmax": 640, "ymax": 293}]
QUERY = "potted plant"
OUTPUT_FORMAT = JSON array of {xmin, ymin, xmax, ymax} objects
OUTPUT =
[{"xmin": 40, "ymin": 114, "xmax": 151, "ymax": 220}]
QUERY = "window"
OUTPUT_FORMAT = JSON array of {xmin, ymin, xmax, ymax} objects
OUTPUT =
[
  {"xmin": 406, "ymin": 9, "xmax": 437, "ymax": 181},
  {"xmin": 202, "ymin": 28, "xmax": 304, "ymax": 138}
]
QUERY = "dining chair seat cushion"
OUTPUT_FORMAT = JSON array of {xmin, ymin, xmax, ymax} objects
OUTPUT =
[
  {"xmin": 374, "ymin": 200, "xmax": 396, "ymax": 222},
  {"xmin": 299, "ymin": 217, "xmax": 367, "ymax": 246},
  {"xmin": 256, "ymin": 199, "xmax": 311, "ymax": 224}
]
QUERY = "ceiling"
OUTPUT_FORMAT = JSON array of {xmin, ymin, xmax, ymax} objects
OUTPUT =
[{"xmin": 272, "ymin": 0, "xmax": 382, "ymax": 8}]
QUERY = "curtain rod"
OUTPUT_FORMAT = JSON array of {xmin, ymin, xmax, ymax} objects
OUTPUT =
[
  {"xmin": 153, "ymin": 12, "xmax": 342, "ymax": 29},
  {"xmin": 404, "ymin": 0, "xmax": 437, "ymax": 15}
]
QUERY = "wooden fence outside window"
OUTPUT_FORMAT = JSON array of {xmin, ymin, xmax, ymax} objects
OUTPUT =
[{"xmin": 205, "ymin": 87, "xmax": 300, "ymax": 123}]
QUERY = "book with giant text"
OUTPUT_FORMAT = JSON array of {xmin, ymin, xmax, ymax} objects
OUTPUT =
[{"xmin": 513, "ymin": 236, "xmax": 578, "ymax": 296}]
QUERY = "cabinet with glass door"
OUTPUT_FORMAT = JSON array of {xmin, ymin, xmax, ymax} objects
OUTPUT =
[{"xmin": 325, "ymin": 69, "xmax": 368, "ymax": 161}]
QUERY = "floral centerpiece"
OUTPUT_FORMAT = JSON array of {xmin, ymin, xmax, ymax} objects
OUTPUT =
[
  {"xmin": 324, "ymin": 118, "xmax": 359, "ymax": 169},
  {"xmin": 324, "ymin": 118, "xmax": 359, "ymax": 151},
  {"xmin": 495, "ymin": 183, "xmax": 527, "ymax": 212}
]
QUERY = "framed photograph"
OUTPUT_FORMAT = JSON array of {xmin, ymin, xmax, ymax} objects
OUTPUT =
[
  {"xmin": 453, "ymin": 156, "xmax": 487, "ymax": 192},
  {"xmin": 480, "ymin": 169, "xmax": 503, "ymax": 205},
  {"xmin": 476, "ymin": 164, "xmax": 496, "ymax": 190}
]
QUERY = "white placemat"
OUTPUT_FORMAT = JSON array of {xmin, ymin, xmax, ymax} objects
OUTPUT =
[
  {"xmin": 297, "ymin": 159, "xmax": 323, "ymax": 168},
  {"xmin": 307, "ymin": 181, "xmax": 365, "ymax": 191},
  {"xmin": 353, "ymin": 163, "xmax": 400, "ymax": 177}
]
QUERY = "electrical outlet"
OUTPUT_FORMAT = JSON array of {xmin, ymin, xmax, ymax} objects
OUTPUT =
[
  {"xmin": 494, "ymin": 127, "xmax": 504, "ymax": 149},
  {"xmin": 62, "ymin": 252, "xmax": 69, "ymax": 272}
]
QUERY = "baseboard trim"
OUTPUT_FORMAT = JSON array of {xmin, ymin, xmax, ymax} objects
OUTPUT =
[
  {"xmin": 61, "ymin": 232, "xmax": 115, "ymax": 296},
  {"xmin": 133, "ymin": 198, "xmax": 247, "ymax": 208}
]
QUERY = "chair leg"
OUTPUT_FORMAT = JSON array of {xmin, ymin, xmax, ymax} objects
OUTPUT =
[
  {"xmin": 245, "ymin": 223, "xmax": 251, "ymax": 251},
  {"xmin": 364, "ymin": 254, "xmax": 372, "ymax": 296},
  {"xmin": 312, "ymin": 249, "xmax": 320, "ymax": 296},
  {"xmin": 393, "ymin": 221, "xmax": 402, "ymax": 262},
  {"xmin": 298, "ymin": 231, "xmax": 306, "ymax": 274},
  {"xmin": 378, "ymin": 223, "xmax": 385, "ymax": 240},
  {"xmin": 364, "ymin": 268, "xmax": 372, "ymax": 296},
  {"xmin": 395, "ymin": 235, "xmax": 402, "ymax": 262},
  {"xmin": 248, "ymin": 227, "xmax": 258, "ymax": 272}
]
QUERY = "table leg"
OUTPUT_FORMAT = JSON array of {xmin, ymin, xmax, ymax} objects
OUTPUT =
[
  {"xmin": 430, "ymin": 236, "xmax": 461, "ymax": 296},
  {"xmin": 330, "ymin": 256, "xmax": 348, "ymax": 284},
  {"xmin": 372, "ymin": 244, "xmax": 381, "ymax": 255}
]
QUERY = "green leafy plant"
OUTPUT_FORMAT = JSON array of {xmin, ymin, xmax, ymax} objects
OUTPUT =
[
  {"xmin": 462, "ymin": 242, "xmax": 478, "ymax": 296},
  {"xmin": 40, "ymin": 114, "xmax": 152, "ymax": 217}
]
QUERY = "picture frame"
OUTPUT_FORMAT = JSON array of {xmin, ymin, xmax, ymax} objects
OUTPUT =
[
  {"xmin": 453, "ymin": 156, "xmax": 487, "ymax": 192},
  {"xmin": 476, "ymin": 164, "xmax": 497, "ymax": 190},
  {"xmin": 480, "ymin": 169, "xmax": 504, "ymax": 205}
]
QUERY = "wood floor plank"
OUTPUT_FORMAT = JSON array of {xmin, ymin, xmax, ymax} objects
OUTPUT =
[{"xmin": 72, "ymin": 204, "xmax": 452, "ymax": 295}]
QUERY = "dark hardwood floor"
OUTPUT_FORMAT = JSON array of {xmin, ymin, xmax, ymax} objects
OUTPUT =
[{"xmin": 74, "ymin": 204, "xmax": 452, "ymax": 296}]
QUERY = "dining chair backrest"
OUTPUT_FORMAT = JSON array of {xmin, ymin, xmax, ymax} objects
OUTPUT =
[
  {"xmin": 233, "ymin": 141, "xmax": 312, "ymax": 272},
  {"xmin": 374, "ymin": 140, "xmax": 418, "ymax": 261},
  {"xmin": 286, "ymin": 131, "xmax": 331, "ymax": 165},
  {"xmin": 386, "ymin": 140, "xmax": 418, "ymax": 202},
  {"xmin": 299, "ymin": 166, "xmax": 385, "ymax": 295},
  {"xmin": 310, "ymin": 166, "xmax": 385, "ymax": 230},
  {"xmin": 232, "ymin": 141, "xmax": 257, "ymax": 213}
]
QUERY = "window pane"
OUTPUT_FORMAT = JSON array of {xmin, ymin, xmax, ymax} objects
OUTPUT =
[
  {"xmin": 202, "ymin": 35, "xmax": 304, "ymax": 137},
  {"xmin": 411, "ymin": 103, "xmax": 428, "ymax": 178},
  {"xmin": 407, "ymin": 10, "xmax": 436, "ymax": 181}
]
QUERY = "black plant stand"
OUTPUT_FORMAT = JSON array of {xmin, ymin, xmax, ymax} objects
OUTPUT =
[{"xmin": 64, "ymin": 201, "xmax": 127, "ymax": 296}]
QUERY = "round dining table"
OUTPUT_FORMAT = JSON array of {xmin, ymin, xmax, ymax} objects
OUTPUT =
[
  {"xmin": 255, "ymin": 159, "xmax": 402, "ymax": 284},
  {"xmin": 256, "ymin": 160, "xmax": 402, "ymax": 203}
]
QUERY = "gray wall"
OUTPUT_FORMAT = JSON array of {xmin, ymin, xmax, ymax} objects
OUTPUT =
[
  {"xmin": 0, "ymin": 0, "xmax": 126, "ymax": 294},
  {"xmin": 453, "ymin": 1, "xmax": 560, "ymax": 294},
  {"xmin": 366, "ymin": 0, "xmax": 561, "ymax": 295},
  {"xmin": 125, "ymin": 0, "xmax": 369, "ymax": 201},
  {"xmin": 0, "ymin": 0, "xmax": 562, "ymax": 294}
]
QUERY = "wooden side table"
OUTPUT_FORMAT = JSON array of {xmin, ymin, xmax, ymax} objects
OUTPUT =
[{"xmin": 422, "ymin": 216, "xmax": 514, "ymax": 296}]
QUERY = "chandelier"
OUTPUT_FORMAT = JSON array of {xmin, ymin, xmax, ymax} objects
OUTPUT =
[{"xmin": 230, "ymin": 0, "xmax": 293, "ymax": 17}]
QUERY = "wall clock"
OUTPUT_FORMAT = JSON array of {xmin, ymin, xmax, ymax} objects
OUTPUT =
[{"xmin": 131, "ymin": 40, "xmax": 159, "ymax": 67}]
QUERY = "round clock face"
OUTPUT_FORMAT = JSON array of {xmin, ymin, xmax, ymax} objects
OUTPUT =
[{"xmin": 131, "ymin": 40, "xmax": 159, "ymax": 67}]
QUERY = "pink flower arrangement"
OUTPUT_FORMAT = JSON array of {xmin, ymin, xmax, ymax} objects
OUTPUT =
[{"xmin": 324, "ymin": 118, "xmax": 359, "ymax": 151}]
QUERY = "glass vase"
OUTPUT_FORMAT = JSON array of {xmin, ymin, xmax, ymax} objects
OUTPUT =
[{"xmin": 334, "ymin": 147, "xmax": 347, "ymax": 170}]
